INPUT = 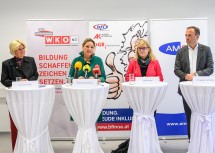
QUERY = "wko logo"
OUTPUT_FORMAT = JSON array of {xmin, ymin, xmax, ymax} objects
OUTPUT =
[
  {"xmin": 93, "ymin": 24, "xmax": 108, "ymax": 30},
  {"xmin": 45, "ymin": 36, "xmax": 70, "ymax": 44},
  {"xmin": 35, "ymin": 28, "xmax": 53, "ymax": 37},
  {"xmin": 159, "ymin": 42, "xmax": 181, "ymax": 55}
]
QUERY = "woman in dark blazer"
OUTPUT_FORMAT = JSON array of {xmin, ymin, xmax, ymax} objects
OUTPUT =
[{"xmin": 1, "ymin": 39, "xmax": 38, "ymax": 151}]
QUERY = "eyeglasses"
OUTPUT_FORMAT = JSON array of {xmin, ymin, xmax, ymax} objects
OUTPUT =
[{"xmin": 138, "ymin": 47, "xmax": 149, "ymax": 51}]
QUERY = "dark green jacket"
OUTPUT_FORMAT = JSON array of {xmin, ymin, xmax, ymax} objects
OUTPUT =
[{"xmin": 69, "ymin": 51, "xmax": 106, "ymax": 82}]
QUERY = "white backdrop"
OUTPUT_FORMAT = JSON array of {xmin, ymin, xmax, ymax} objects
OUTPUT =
[
  {"xmin": 89, "ymin": 20, "xmax": 148, "ymax": 137},
  {"xmin": 150, "ymin": 18, "xmax": 208, "ymax": 136},
  {"xmin": 26, "ymin": 18, "xmax": 208, "ymax": 138},
  {"xmin": 0, "ymin": 18, "xmax": 209, "ymax": 138},
  {"xmin": 26, "ymin": 20, "xmax": 87, "ymax": 137},
  {"xmin": 0, "ymin": 0, "xmax": 214, "ymax": 133}
]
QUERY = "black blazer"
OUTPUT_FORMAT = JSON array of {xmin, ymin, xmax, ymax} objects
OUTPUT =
[
  {"xmin": 1, "ymin": 56, "xmax": 39, "ymax": 87},
  {"xmin": 174, "ymin": 43, "xmax": 214, "ymax": 94}
]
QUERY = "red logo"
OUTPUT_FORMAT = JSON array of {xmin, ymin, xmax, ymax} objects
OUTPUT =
[
  {"xmin": 96, "ymin": 42, "xmax": 105, "ymax": 47},
  {"xmin": 45, "ymin": 36, "xmax": 70, "ymax": 44},
  {"xmin": 94, "ymin": 34, "xmax": 101, "ymax": 39}
]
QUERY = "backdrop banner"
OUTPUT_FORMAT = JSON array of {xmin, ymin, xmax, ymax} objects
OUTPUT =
[
  {"xmin": 26, "ymin": 19, "xmax": 87, "ymax": 138},
  {"xmin": 89, "ymin": 20, "xmax": 148, "ymax": 137},
  {"xmin": 150, "ymin": 18, "xmax": 208, "ymax": 136},
  {"xmin": 26, "ymin": 18, "xmax": 208, "ymax": 138}
]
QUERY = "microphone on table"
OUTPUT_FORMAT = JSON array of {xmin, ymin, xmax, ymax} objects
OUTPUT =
[
  {"xmin": 74, "ymin": 61, "xmax": 82, "ymax": 79},
  {"xmin": 93, "ymin": 64, "xmax": 101, "ymax": 79},
  {"xmin": 83, "ymin": 62, "xmax": 91, "ymax": 78}
]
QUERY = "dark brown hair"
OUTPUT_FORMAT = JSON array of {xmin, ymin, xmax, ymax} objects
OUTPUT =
[
  {"xmin": 82, "ymin": 38, "xmax": 95, "ymax": 47},
  {"xmin": 187, "ymin": 26, "xmax": 200, "ymax": 36}
]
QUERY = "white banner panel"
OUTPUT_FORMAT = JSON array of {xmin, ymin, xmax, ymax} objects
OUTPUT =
[
  {"xmin": 26, "ymin": 20, "xmax": 87, "ymax": 137},
  {"xmin": 150, "ymin": 18, "xmax": 207, "ymax": 136},
  {"xmin": 89, "ymin": 20, "xmax": 148, "ymax": 137}
]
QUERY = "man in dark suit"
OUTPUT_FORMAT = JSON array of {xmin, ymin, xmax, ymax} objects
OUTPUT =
[{"xmin": 174, "ymin": 26, "xmax": 214, "ymax": 140}]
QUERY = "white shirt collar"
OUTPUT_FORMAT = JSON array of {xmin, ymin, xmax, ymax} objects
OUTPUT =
[{"xmin": 188, "ymin": 43, "xmax": 198, "ymax": 52}]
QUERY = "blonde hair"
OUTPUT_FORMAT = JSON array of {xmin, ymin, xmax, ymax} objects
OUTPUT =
[
  {"xmin": 134, "ymin": 39, "xmax": 156, "ymax": 60},
  {"xmin": 9, "ymin": 40, "xmax": 26, "ymax": 56}
]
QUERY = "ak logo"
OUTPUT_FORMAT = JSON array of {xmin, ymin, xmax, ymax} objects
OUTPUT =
[{"xmin": 159, "ymin": 42, "xmax": 181, "ymax": 55}]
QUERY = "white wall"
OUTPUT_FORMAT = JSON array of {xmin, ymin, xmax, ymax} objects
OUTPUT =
[{"xmin": 1, "ymin": 0, "xmax": 215, "ymax": 131}]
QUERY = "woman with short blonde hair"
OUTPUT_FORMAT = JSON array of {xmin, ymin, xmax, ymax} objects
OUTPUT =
[
  {"xmin": 9, "ymin": 40, "xmax": 26, "ymax": 56},
  {"xmin": 1, "ymin": 39, "xmax": 38, "ymax": 151}
]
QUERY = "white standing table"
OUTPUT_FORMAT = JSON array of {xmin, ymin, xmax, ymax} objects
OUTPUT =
[
  {"xmin": 5, "ymin": 85, "xmax": 55, "ymax": 153},
  {"xmin": 122, "ymin": 82, "xmax": 168, "ymax": 153},
  {"xmin": 180, "ymin": 81, "xmax": 215, "ymax": 153},
  {"xmin": 62, "ymin": 83, "xmax": 109, "ymax": 153}
]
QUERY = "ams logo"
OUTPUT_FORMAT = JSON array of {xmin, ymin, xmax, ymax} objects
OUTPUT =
[{"xmin": 159, "ymin": 42, "xmax": 181, "ymax": 55}]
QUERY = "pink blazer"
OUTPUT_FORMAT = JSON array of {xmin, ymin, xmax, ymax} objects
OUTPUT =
[{"xmin": 125, "ymin": 58, "xmax": 164, "ymax": 82}]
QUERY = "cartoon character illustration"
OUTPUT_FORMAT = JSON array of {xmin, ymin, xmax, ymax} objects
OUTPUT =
[{"xmin": 105, "ymin": 21, "xmax": 148, "ymax": 99}]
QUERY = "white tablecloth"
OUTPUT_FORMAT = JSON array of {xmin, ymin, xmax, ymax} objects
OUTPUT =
[
  {"xmin": 62, "ymin": 83, "xmax": 109, "ymax": 153},
  {"xmin": 122, "ymin": 82, "xmax": 168, "ymax": 153},
  {"xmin": 180, "ymin": 81, "xmax": 215, "ymax": 153},
  {"xmin": 5, "ymin": 85, "xmax": 55, "ymax": 153}
]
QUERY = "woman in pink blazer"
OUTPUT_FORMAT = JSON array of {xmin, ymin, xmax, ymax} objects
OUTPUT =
[{"xmin": 125, "ymin": 39, "xmax": 163, "ymax": 82}]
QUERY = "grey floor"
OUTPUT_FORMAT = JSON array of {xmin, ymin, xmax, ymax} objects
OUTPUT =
[{"xmin": 0, "ymin": 132, "xmax": 188, "ymax": 153}]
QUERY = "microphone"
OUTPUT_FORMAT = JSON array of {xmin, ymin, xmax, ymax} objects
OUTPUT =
[
  {"xmin": 74, "ymin": 61, "xmax": 82, "ymax": 79},
  {"xmin": 83, "ymin": 64, "xmax": 91, "ymax": 78},
  {"xmin": 93, "ymin": 64, "xmax": 101, "ymax": 79}
]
